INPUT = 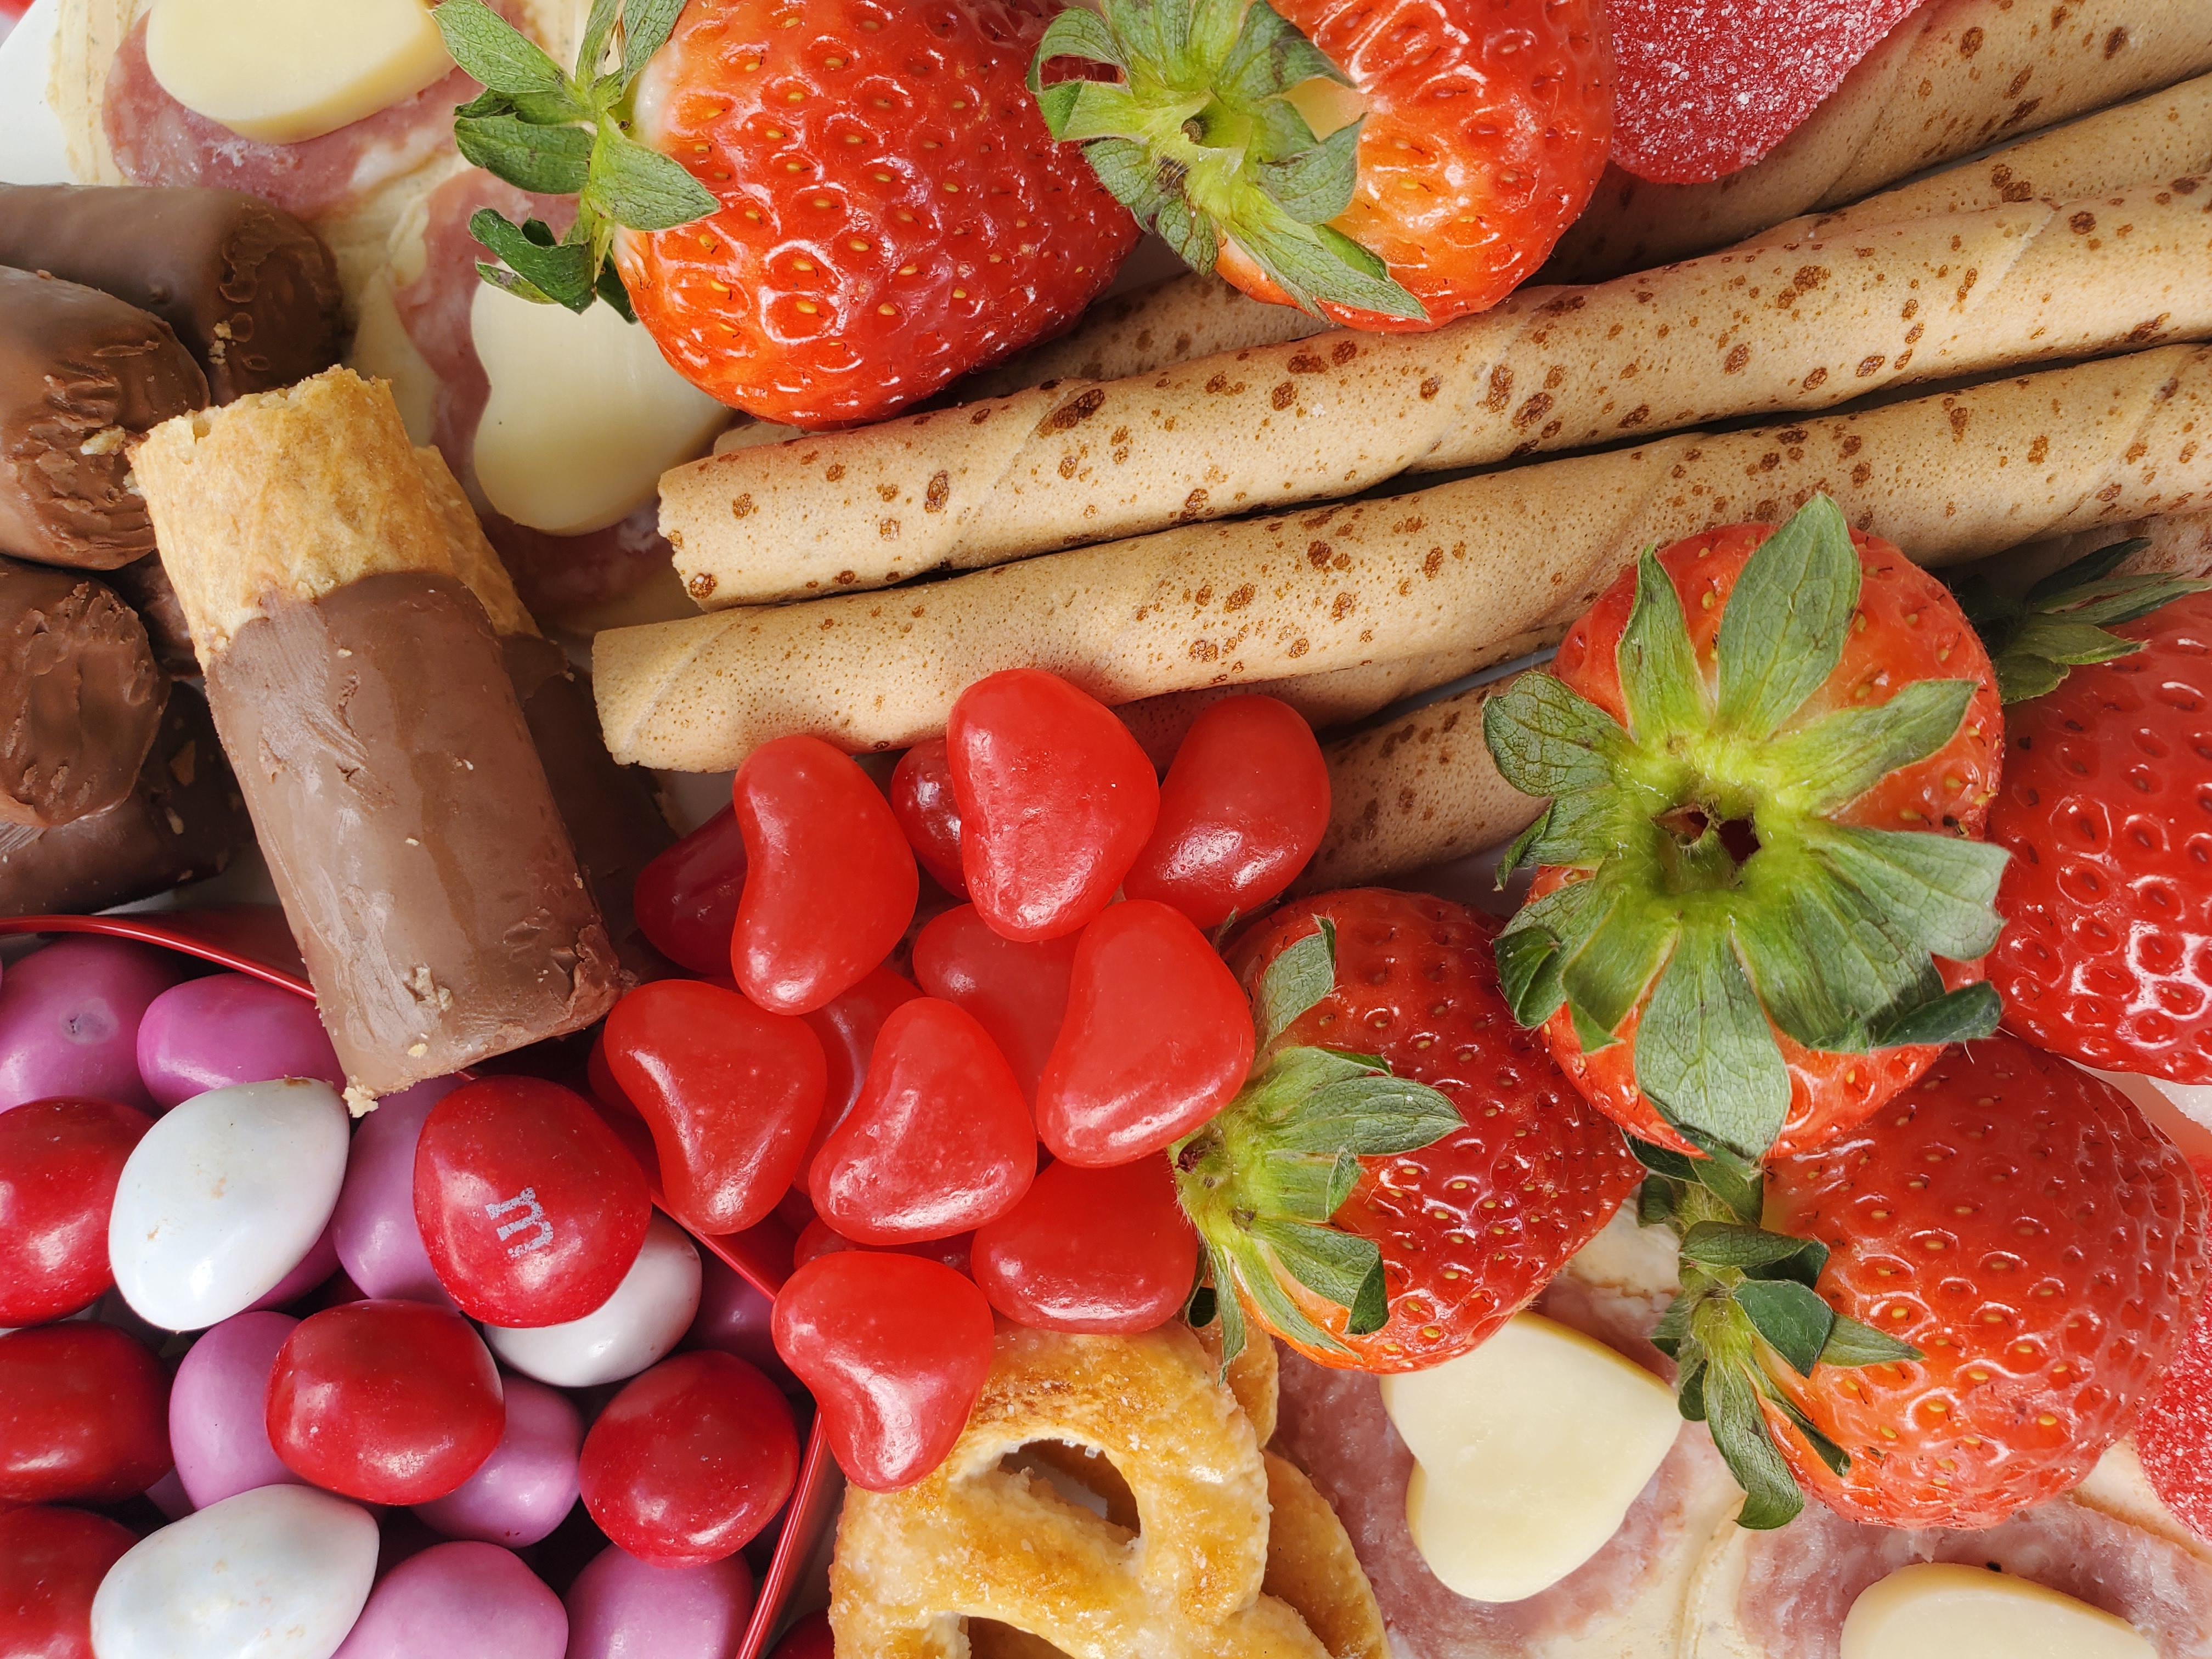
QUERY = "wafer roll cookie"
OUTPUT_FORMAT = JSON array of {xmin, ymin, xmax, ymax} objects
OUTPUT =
[
  {"xmin": 1544, "ymin": 0, "xmax": 2212, "ymax": 284},
  {"xmin": 1306, "ymin": 508, "xmax": 2212, "ymax": 890},
  {"xmin": 665, "ymin": 180, "xmax": 2212, "ymax": 607},
  {"xmin": 599, "ymin": 346, "xmax": 2212, "ymax": 772},
  {"xmin": 137, "ymin": 368, "xmax": 621, "ymax": 1102}
]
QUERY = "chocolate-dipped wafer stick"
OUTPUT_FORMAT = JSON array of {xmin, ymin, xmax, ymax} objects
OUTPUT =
[
  {"xmin": 597, "ymin": 346, "xmax": 2212, "ymax": 772},
  {"xmin": 0, "ymin": 185, "xmax": 345, "ymax": 403},
  {"xmin": 0, "ymin": 684, "xmax": 250, "ymax": 918},
  {"xmin": 1544, "ymin": 0, "xmax": 2212, "ymax": 283},
  {"xmin": 0, "ymin": 269, "xmax": 207, "ymax": 570},
  {"xmin": 136, "ymin": 368, "xmax": 622, "ymax": 1104},
  {"xmin": 0, "ymin": 556, "xmax": 165, "ymax": 828},
  {"xmin": 101, "ymin": 556, "xmax": 199, "ymax": 676}
]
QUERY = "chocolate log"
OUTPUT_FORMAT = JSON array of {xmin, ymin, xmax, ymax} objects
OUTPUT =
[
  {"xmin": 0, "ymin": 268, "xmax": 207, "ymax": 570},
  {"xmin": 134, "ymin": 370, "xmax": 622, "ymax": 1103},
  {"xmin": 0, "ymin": 683, "xmax": 249, "ymax": 917},
  {"xmin": 101, "ymin": 554, "xmax": 198, "ymax": 675},
  {"xmin": 0, "ymin": 556, "xmax": 165, "ymax": 827},
  {"xmin": 0, "ymin": 185, "xmax": 345, "ymax": 403}
]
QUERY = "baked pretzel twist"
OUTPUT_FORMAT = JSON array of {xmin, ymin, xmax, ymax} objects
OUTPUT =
[{"xmin": 832, "ymin": 1325, "xmax": 1382, "ymax": 1659}]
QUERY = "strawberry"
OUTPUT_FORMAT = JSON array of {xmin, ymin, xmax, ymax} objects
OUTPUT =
[
  {"xmin": 1961, "ymin": 543, "xmax": 2212, "ymax": 1084},
  {"xmin": 434, "ymin": 0, "xmax": 1138, "ymax": 427},
  {"xmin": 1029, "ymin": 0, "xmax": 1612, "ymax": 331},
  {"xmin": 1482, "ymin": 496, "xmax": 2009, "ymax": 1164},
  {"xmin": 1173, "ymin": 888, "xmax": 1642, "ymax": 1373},
  {"xmin": 1733, "ymin": 1036, "xmax": 2207, "ymax": 1530}
]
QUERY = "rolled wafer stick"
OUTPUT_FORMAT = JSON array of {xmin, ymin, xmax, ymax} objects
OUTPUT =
[
  {"xmin": 664, "ymin": 178, "xmax": 2212, "ymax": 607},
  {"xmin": 1544, "ymin": 0, "xmax": 2212, "ymax": 284},
  {"xmin": 136, "ymin": 368, "xmax": 622, "ymax": 1103},
  {"xmin": 597, "ymin": 345, "xmax": 2212, "ymax": 772},
  {"xmin": 1302, "ymin": 505, "xmax": 2212, "ymax": 889}
]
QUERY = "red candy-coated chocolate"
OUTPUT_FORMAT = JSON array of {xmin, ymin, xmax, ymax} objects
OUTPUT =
[
  {"xmin": 413, "ymin": 1076, "xmax": 651, "ymax": 1327},
  {"xmin": 772, "ymin": 1251, "xmax": 994, "ymax": 1492},
  {"xmin": 971, "ymin": 1155, "xmax": 1197, "ymax": 1333},
  {"xmin": 809, "ymin": 998, "xmax": 1035, "ymax": 1245},
  {"xmin": 577, "ymin": 1350, "xmax": 798, "ymax": 1567},
  {"xmin": 0, "ymin": 1505, "xmax": 136, "ymax": 1659},
  {"xmin": 0, "ymin": 1098, "xmax": 154, "ymax": 1325},
  {"xmin": 0, "ymin": 1324, "xmax": 170, "ymax": 1504},
  {"xmin": 795, "ymin": 966, "xmax": 921, "ymax": 1194},
  {"xmin": 910, "ymin": 905, "xmax": 1076, "ymax": 1104},
  {"xmin": 633, "ymin": 804, "xmax": 748, "ymax": 976},
  {"xmin": 732, "ymin": 736, "xmax": 918, "ymax": 1015},
  {"xmin": 603, "ymin": 978, "xmax": 828, "ymax": 1237},
  {"xmin": 265, "ymin": 1300, "xmax": 504, "ymax": 1505}
]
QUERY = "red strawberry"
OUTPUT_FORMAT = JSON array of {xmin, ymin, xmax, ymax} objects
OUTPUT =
[
  {"xmin": 1483, "ymin": 496, "xmax": 2007, "ymax": 1163},
  {"xmin": 1972, "ymin": 551, "xmax": 2212, "ymax": 1085},
  {"xmin": 1030, "ymin": 0, "xmax": 1612, "ymax": 331},
  {"xmin": 1752, "ymin": 1036, "xmax": 2207, "ymax": 1528},
  {"xmin": 1174, "ymin": 888, "xmax": 1641, "ymax": 1373},
  {"xmin": 435, "ymin": 0, "xmax": 1137, "ymax": 428}
]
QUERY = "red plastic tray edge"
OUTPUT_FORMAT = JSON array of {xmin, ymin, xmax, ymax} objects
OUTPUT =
[{"xmin": 0, "ymin": 906, "xmax": 840, "ymax": 1658}]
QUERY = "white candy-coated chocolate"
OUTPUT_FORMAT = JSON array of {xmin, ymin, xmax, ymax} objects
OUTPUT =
[
  {"xmin": 143, "ymin": 0, "xmax": 453, "ymax": 144},
  {"xmin": 1839, "ymin": 1563, "xmax": 2156, "ymax": 1659},
  {"xmin": 471, "ymin": 283, "xmax": 730, "ymax": 536},
  {"xmin": 1378, "ymin": 1311, "xmax": 1679, "ymax": 1604},
  {"xmin": 484, "ymin": 1212, "xmax": 702, "ymax": 1387}
]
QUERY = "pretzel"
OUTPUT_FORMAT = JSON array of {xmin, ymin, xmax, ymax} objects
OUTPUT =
[{"xmin": 831, "ymin": 1326, "xmax": 1384, "ymax": 1659}]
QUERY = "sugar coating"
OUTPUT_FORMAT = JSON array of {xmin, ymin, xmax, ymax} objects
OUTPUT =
[{"xmin": 2136, "ymin": 1157, "xmax": 2212, "ymax": 1545}]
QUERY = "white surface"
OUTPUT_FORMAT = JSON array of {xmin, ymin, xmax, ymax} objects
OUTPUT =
[{"xmin": 0, "ymin": 0, "xmax": 70, "ymax": 184}]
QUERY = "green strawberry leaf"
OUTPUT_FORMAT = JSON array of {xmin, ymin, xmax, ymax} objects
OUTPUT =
[
  {"xmin": 591, "ymin": 130, "xmax": 719, "ymax": 230},
  {"xmin": 1819, "ymin": 1312, "xmax": 1922, "ymax": 1367},
  {"xmin": 1252, "ymin": 120, "xmax": 1363, "ymax": 226},
  {"xmin": 1867, "ymin": 980, "xmax": 2001, "ymax": 1050},
  {"xmin": 1558, "ymin": 892, "xmax": 1675, "ymax": 1042},
  {"xmin": 1493, "ymin": 924, "xmax": 1565, "ymax": 1026},
  {"xmin": 1617, "ymin": 545, "xmax": 1706, "ymax": 742},
  {"xmin": 1810, "ymin": 824, "xmax": 2008, "ymax": 962},
  {"xmin": 469, "ymin": 210, "xmax": 596, "ymax": 311},
  {"xmin": 1760, "ymin": 679, "xmax": 1977, "ymax": 816},
  {"xmin": 1703, "ymin": 1362, "xmax": 1804, "ymax": 1531},
  {"xmin": 1949, "ymin": 536, "xmax": 2206, "ymax": 704},
  {"xmin": 1634, "ymin": 926, "xmax": 1791, "ymax": 1162},
  {"xmin": 620, "ymin": 0, "xmax": 689, "ymax": 79},
  {"xmin": 1252, "ymin": 1218, "xmax": 1384, "ymax": 1316},
  {"xmin": 1217, "ymin": 0, "xmax": 1350, "ymax": 99},
  {"xmin": 1734, "ymin": 1278, "xmax": 1833, "ymax": 1376},
  {"xmin": 1763, "ymin": 1388, "xmax": 1851, "ymax": 1477},
  {"xmin": 1255, "ymin": 918, "xmax": 1338, "ymax": 1048},
  {"xmin": 454, "ymin": 114, "xmax": 593, "ymax": 194},
  {"xmin": 1482, "ymin": 673, "xmax": 1628, "ymax": 800},
  {"xmin": 1714, "ymin": 495, "xmax": 1861, "ymax": 742},
  {"xmin": 1678, "ymin": 1222, "xmax": 1822, "ymax": 1276},
  {"xmin": 577, "ymin": 0, "xmax": 622, "ymax": 75},
  {"xmin": 433, "ymin": 0, "xmax": 569, "ymax": 96}
]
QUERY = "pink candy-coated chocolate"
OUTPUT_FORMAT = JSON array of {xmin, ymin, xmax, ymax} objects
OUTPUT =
[
  {"xmin": 331, "ymin": 1078, "xmax": 462, "ymax": 1308},
  {"xmin": 563, "ymin": 1543, "xmax": 755, "ymax": 1659},
  {"xmin": 332, "ymin": 1541, "xmax": 567, "ymax": 1659},
  {"xmin": 685, "ymin": 1252, "xmax": 793, "ymax": 1389},
  {"xmin": 247, "ymin": 1215, "xmax": 341, "ymax": 1312},
  {"xmin": 1609, "ymin": 0, "xmax": 1925, "ymax": 184},
  {"xmin": 134, "ymin": 973, "xmax": 345, "ymax": 1111},
  {"xmin": 0, "ymin": 938, "xmax": 184, "ymax": 1113},
  {"xmin": 412, "ymin": 1373, "xmax": 582, "ymax": 1547},
  {"xmin": 170, "ymin": 1310, "xmax": 303, "ymax": 1511}
]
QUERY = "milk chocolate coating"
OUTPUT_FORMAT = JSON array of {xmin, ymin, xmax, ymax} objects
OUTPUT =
[
  {"xmin": 102, "ymin": 554, "xmax": 198, "ymax": 675},
  {"xmin": 0, "ymin": 268, "xmax": 208, "ymax": 569},
  {"xmin": 0, "ymin": 684, "xmax": 249, "ymax": 917},
  {"xmin": 204, "ymin": 572, "xmax": 622, "ymax": 1098},
  {"xmin": 0, "ymin": 185, "xmax": 345, "ymax": 404},
  {"xmin": 0, "ymin": 556, "xmax": 166, "ymax": 828},
  {"xmin": 501, "ymin": 634, "xmax": 675, "ymax": 970}
]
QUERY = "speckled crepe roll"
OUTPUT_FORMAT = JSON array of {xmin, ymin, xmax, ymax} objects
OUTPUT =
[
  {"xmin": 663, "ymin": 179, "xmax": 2212, "ymax": 607},
  {"xmin": 598, "ymin": 346, "xmax": 2212, "ymax": 774}
]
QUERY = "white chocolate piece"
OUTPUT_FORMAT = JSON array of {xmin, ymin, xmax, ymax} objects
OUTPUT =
[
  {"xmin": 1378, "ymin": 1312, "xmax": 1678, "ymax": 1604},
  {"xmin": 1839, "ymin": 1563, "xmax": 2156, "ymax": 1659},
  {"xmin": 347, "ymin": 272, "xmax": 439, "ymax": 448},
  {"xmin": 144, "ymin": 0, "xmax": 453, "ymax": 144},
  {"xmin": 471, "ymin": 283, "xmax": 731, "ymax": 536}
]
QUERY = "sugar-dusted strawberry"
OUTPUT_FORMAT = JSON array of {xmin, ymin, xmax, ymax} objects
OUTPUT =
[
  {"xmin": 1173, "ymin": 888, "xmax": 1641, "ymax": 1373},
  {"xmin": 1963, "ymin": 543, "xmax": 2212, "ymax": 1084},
  {"xmin": 2135, "ymin": 1156, "xmax": 2212, "ymax": 1544},
  {"xmin": 1737, "ymin": 1036, "xmax": 2207, "ymax": 1530},
  {"xmin": 1483, "ymin": 496, "xmax": 2008, "ymax": 1163},
  {"xmin": 1029, "ymin": 0, "xmax": 1611, "ymax": 332},
  {"xmin": 435, "ymin": 0, "xmax": 1137, "ymax": 428}
]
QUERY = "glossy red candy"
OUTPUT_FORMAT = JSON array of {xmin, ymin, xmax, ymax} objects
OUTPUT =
[
  {"xmin": 265, "ymin": 1299, "xmax": 504, "ymax": 1504},
  {"xmin": 0, "ymin": 1505, "xmax": 136, "ymax": 1659},
  {"xmin": 1122, "ymin": 696, "xmax": 1330, "ymax": 928},
  {"xmin": 910, "ymin": 906, "xmax": 1077, "ymax": 1104},
  {"xmin": 585, "ymin": 1032, "xmax": 639, "ymax": 1119},
  {"xmin": 947, "ymin": 669, "xmax": 1159, "ymax": 941},
  {"xmin": 1036, "ymin": 900, "xmax": 1255, "ymax": 1165},
  {"xmin": 413, "ymin": 1077, "xmax": 651, "ymax": 1328},
  {"xmin": 889, "ymin": 739, "xmax": 968, "ymax": 897},
  {"xmin": 577, "ymin": 1350, "xmax": 798, "ymax": 1567},
  {"xmin": 792, "ymin": 1217, "xmax": 975, "ymax": 1278},
  {"xmin": 810, "ymin": 998, "xmax": 1035, "ymax": 1244},
  {"xmin": 604, "ymin": 979, "xmax": 828, "ymax": 1237},
  {"xmin": 772, "ymin": 1251, "xmax": 994, "ymax": 1491},
  {"xmin": 633, "ymin": 803, "xmax": 748, "ymax": 975},
  {"xmin": 0, "ymin": 1323, "xmax": 170, "ymax": 1503},
  {"xmin": 795, "ymin": 966, "xmax": 921, "ymax": 1193},
  {"xmin": 971, "ymin": 1155, "xmax": 1197, "ymax": 1333},
  {"xmin": 732, "ymin": 736, "xmax": 918, "ymax": 1014},
  {"xmin": 0, "ymin": 1098, "xmax": 154, "ymax": 1325}
]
